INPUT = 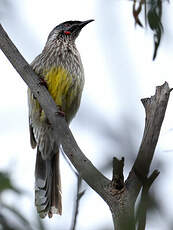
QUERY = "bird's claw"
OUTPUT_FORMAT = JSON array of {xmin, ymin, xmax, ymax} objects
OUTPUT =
[
  {"xmin": 56, "ymin": 106, "xmax": 65, "ymax": 117},
  {"xmin": 39, "ymin": 78, "xmax": 48, "ymax": 89}
]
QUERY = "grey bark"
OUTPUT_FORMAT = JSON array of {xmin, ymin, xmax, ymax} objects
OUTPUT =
[{"xmin": 0, "ymin": 24, "xmax": 171, "ymax": 230}]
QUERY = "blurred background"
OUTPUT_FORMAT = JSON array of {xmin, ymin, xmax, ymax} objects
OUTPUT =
[{"xmin": 0, "ymin": 0, "xmax": 173, "ymax": 229}]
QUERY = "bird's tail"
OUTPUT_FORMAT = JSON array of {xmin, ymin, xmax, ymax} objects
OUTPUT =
[{"xmin": 35, "ymin": 148, "xmax": 62, "ymax": 218}]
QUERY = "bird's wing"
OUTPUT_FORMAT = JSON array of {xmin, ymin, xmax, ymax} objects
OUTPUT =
[
  {"xmin": 28, "ymin": 87, "xmax": 36, "ymax": 149},
  {"xmin": 29, "ymin": 122, "xmax": 37, "ymax": 149}
]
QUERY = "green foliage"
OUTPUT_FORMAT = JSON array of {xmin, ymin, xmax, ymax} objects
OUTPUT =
[
  {"xmin": 132, "ymin": 0, "xmax": 166, "ymax": 60},
  {"xmin": 0, "ymin": 171, "xmax": 45, "ymax": 230},
  {"xmin": 0, "ymin": 172, "xmax": 21, "ymax": 194},
  {"xmin": 147, "ymin": 0, "xmax": 163, "ymax": 60}
]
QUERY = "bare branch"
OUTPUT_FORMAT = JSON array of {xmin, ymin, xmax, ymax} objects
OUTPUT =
[
  {"xmin": 136, "ymin": 170, "xmax": 160, "ymax": 230},
  {"xmin": 0, "ymin": 23, "xmax": 171, "ymax": 230},
  {"xmin": 126, "ymin": 82, "xmax": 171, "ymax": 201},
  {"xmin": 70, "ymin": 175, "xmax": 85, "ymax": 230},
  {"xmin": 111, "ymin": 157, "xmax": 124, "ymax": 191},
  {"xmin": 0, "ymin": 24, "xmax": 110, "ymax": 200},
  {"xmin": 135, "ymin": 82, "xmax": 170, "ymax": 176},
  {"xmin": 110, "ymin": 83, "xmax": 170, "ymax": 230}
]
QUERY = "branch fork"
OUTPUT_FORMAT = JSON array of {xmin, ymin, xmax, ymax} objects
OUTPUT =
[{"xmin": 0, "ymin": 24, "xmax": 171, "ymax": 230}]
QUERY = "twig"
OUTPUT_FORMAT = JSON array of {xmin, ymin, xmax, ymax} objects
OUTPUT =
[
  {"xmin": 111, "ymin": 157, "xmax": 124, "ymax": 191},
  {"xmin": 136, "ymin": 170, "xmax": 160, "ymax": 230},
  {"xmin": 61, "ymin": 148, "xmax": 85, "ymax": 230},
  {"xmin": 61, "ymin": 147, "xmax": 85, "ymax": 230},
  {"xmin": 0, "ymin": 23, "xmax": 171, "ymax": 230},
  {"xmin": 70, "ymin": 175, "xmax": 85, "ymax": 230},
  {"xmin": 0, "ymin": 23, "xmax": 110, "ymax": 202}
]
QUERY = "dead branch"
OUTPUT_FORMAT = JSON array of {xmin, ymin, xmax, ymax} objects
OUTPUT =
[
  {"xmin": 0, "ymin": 24, "xmax": 171, "ymax": 230},
  {"xmin": 136, "ymin": 170, "xmax": 160, "ymax": 230}
]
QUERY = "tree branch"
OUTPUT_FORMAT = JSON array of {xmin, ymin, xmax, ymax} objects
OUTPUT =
[
  {"xmin": 136, "ymin": 170, "xmax": 160, "ymax": 230},
  {"xmin": 111, "ymin": 157, "xmax": 124, "ymax": 191},
  {"xmin": 110, "ymin": 82, "xmax": 171, "ymax": 230},
  {"xmin": 126, "ymin": 82, "xmax": 171, "ymax": 202},
  {"xmin": 0, "ymin": 24, "xmax": 110, "ymax": 201},
  {"xmin": 70, "ymin": 175, "xmax": 85, "ymax": 230},
  {"xmin": 0, "ymin": 23, "xmax": 171, "ymax": 230}
]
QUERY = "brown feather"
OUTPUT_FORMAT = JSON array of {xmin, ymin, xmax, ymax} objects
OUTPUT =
[{"xmin": 35, "ymin": 149, "xmax": 62, "ymax": 218}]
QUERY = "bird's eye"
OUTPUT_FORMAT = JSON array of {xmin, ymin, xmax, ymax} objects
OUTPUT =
[
  {"xmin": 64, "ymin": 31, "xmax": 71, "ymax": 35},
  {"xmin": 63, "ymin": 23, "xmax": 71, "ymax": 35}
]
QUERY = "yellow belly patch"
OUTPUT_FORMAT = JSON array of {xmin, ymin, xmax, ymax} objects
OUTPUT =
[
  {"xmin": 29, "ymin": 66, "xmax": 80, "ymax": 123},
  {"xmin": 44, "ymin": 66, "xmax": 73, "ymax": 108}
]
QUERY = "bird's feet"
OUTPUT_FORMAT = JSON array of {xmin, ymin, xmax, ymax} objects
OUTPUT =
[
  {"xmin": 56, "ymin": 105, "xmax": 65, "ymax": 117},
  {"xmin": 39, "ymin": 78, "xmax": 48, "ymax": 89}
]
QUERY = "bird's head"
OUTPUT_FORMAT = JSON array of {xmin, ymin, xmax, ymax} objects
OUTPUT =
[{"xmin": 46, "ymin": 20, "xmax": 94, "ymax": 45}]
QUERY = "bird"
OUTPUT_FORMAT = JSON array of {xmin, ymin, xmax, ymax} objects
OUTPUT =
[{"xmin": 27, "ymin": 20, "xmax": 94, "ymax": 218}]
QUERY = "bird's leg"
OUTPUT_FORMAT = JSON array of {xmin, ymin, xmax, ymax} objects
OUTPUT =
[
  {"xmin": 56, "ymin": 105, "xmax": 65, "ymax": 117},
  {"xmin": 39, "ymin": 77, "xmax": 48, "ymax": 89}
]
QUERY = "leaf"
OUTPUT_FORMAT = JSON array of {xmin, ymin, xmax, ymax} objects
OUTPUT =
[
  {"xmin": 0, "ymin": 172, "xmax": 21, "ymax": 194},
  {"xmin": 132, "ymin": 0, "xmax": 165, "ymax": 60},
  {"xmin": 147, "ymin": 0, "xmax": 163, "ymax": 60},
  {"xmin": 133, "ymin": 0, "xmax": 144, "ymax": 27}
]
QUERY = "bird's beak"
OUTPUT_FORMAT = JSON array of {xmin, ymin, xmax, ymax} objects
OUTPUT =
[
  {"xmin": 78, "ymin": 19, "xmax": 94, "ymax": 29},
  {"xmin": 70, "ymin": 19, "xmax": 94, "ymax": 33}
]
